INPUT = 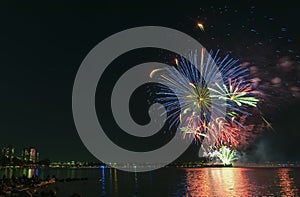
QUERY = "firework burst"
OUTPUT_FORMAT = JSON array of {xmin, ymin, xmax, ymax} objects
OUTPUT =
[
  {"xmin": 209, "ymin": 78, "xmax": 259, "ymax": 115},
  {"xmin": 151, "ymin": 49, "xmax": 249, "ymax": 127},
  {"xmin": 150, "ymin": 49, "xmax": 261, "ymax": 157},
  {"xmin": 216, "ymin": 146, "xmax": 238, "ymax": 165},
  {"xmin": 204, "ymin": 116, "xmax": 256, "ymax": 150}
]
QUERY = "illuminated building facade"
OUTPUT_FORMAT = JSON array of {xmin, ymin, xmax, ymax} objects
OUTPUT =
[
  {"xmin": 1, "ymin": 146, "xmax": 15, "ymax": 161},
  {"xmin": 22, "ymin": 147, "xmax": 39, "ymax": 163}
]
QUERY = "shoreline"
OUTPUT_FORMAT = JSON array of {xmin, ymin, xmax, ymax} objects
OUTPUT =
[{"xmin": 1, "ymin": 163, "xmax": 300, "ymax": 170}]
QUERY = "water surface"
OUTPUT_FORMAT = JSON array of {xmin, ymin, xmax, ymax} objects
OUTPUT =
[{"xmin": 1, "ymin": 167, "xmax": 299, "ymax": 196}]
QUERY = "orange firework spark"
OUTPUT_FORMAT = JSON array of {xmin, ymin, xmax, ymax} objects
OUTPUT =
[
  {"xmin": 174, "ymin": 58, "xmax": 179, "ymax": 66},
  {"xmin": 180, "ymin": 114, "xmax": 256, "ymax": 150},
  {"xmin": 197, "ymin": 23, "xmax": 205, "ymax": 31}
]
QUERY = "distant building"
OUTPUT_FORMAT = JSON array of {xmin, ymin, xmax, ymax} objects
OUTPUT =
[
  {"xmin": 22, "ymin": 147, "xmax": 39, "ymax": 163},
  {"xmin": 1, "ymin": 146, "xmax": 15, "ymax": 161}
]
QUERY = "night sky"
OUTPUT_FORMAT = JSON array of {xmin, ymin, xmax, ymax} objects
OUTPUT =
[{"xmin": 1, "ymin": 1, "xmax": 299, "ymax": 162}]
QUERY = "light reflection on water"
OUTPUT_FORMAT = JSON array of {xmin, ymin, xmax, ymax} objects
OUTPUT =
[
  {"xmin": 186, "ymin": 168, "xmax": 250, "ymax": 196},
  {"xmin": 278, "ymin": 168, "xmax": 299, "ymax": 196},
  {"xmin": 0, "ymin": 167, "xmax": 299, "ymax": 196},
  {"xmin": 1, "ymin": 167, "xmax": 39, "ymax": 179},
  {"xmin": 184, "ymin": 168, "xmax": 299, "ymax": 196}
]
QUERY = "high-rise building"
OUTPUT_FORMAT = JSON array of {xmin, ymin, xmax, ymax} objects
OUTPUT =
[{"xmin": 29, "ymin": 148, "xmax": 37, "ymax": 163}]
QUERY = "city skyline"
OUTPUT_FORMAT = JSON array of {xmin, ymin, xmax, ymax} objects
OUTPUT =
[{"xmin": 1, "ymin": 146, "xmax": 39, "ymax": 163}]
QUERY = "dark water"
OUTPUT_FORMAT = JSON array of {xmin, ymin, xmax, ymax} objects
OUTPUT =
[{"xmin": 1, "ymin": 167, "xmax": 300, "ymax": 196}]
